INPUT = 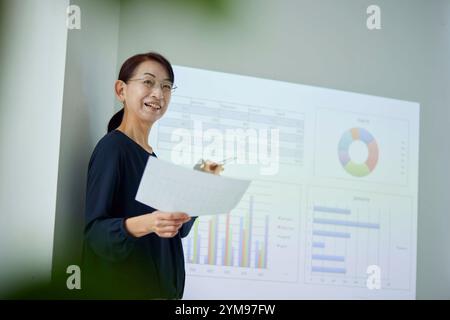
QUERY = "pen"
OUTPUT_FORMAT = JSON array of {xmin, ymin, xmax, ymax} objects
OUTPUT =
[
  {"xmin": 217, "ymin": 156, "xmax": 237, "ymax": 166},
  {"xmin": 195, "ymin": 157, "xmax": 237, "ymax": 171}
]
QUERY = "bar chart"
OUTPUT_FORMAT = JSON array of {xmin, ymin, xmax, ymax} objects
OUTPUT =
[
  {"xmin": 304, "ymin": 187, "xmax": 414, "ymax": 290},
  {"xmin": 185, "ymin": 196, "xmax": 269, "ymax": 269},
  {"xmin": 182, "ymin": 180, "xmax": 301, "ymax": 282}
]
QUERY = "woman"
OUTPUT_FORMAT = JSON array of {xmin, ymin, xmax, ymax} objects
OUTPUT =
[{"xmin": 82, "ymin": 52, "xmax": 221, "ymax": 299}]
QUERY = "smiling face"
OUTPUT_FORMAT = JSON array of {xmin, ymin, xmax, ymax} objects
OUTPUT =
[{"xmin": 115, "ymin": 59, "xmax": 172, "ymax": 125}]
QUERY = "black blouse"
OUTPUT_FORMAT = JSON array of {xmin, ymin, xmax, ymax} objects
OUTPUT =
[{"xmin": 82, "ymin": 130, "xmax": 195, "ymax": 299}]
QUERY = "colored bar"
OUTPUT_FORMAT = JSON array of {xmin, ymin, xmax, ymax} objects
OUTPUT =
[
  {"xmin": 208, "ymin": 219, "xmax": 213, "ymax": 264},
  {"xmin": 208, "ymin": 217, "xmax": 218, "ymax": 265},
  {"xmin": 231, "ymin": 245, "xmax": 234, "ymax": 266},
  {"xmin": 258, "ymin": 248, "xmax": 263, "ymax": 269},
  {"xmin": 239, "ymin": 217, "xmax": 244, "ymax": 267},
  {"xmin": 225, "ymin": 213, "xmax": 231, "ymax": 265},
  {"xmin": 313, "ymin": 218, "xmax": 380, "ymax": 229},
  {"xmin": 313, "ymin": 230, "xmax": 351, "ymax": 238},
  {"xmin": 222, "ymin": 238, "xmax": 226, "ymax": 265},
  {"xmin": 264, "ymin": 215, "xmax": 269, "ymax": 269},
  {"xmin": 311, "ymin": 254, "xmax": 345, "ymax": 262},
  {"xmin": 312, "ymin": 266, "xmax": 346, "ymax": 274},
  {"xmin": 247, "ymin": 196, "xmax": 254, "ymax": 268},
  {"xmin": 255, "ymin": 241, "xmax": 259, "ymax": 268},
  {"xmin": 312, "ymin": 241, "xmax": 325, "ymax": 248},
  {"xmin": 196, "ymin": 237, "xmax": 201, "ymax": 264},
  {"xmin": 242, "ymin": 229, "xmax": 246, "ymax": 267},
  {"xmin": 229, "ymin": 227, "xmax": 233, "ymax": 266},
  {"xmin": 313, "ymin": 205, "xmax": 351, "ymax": 215},
  {"xmin": 187, "ymin": 238, "xmax": 192, "ymax": 263},
  {"xmin": 214, "ymin": 216, "xmax": 218, "ymax": 265},
  {"xmin": 192, "ymin": 219, "xmax": 199, "ymax": 264}
]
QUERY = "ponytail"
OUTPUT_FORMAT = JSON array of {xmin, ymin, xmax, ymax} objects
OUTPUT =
[{"xmin": 107, "ymin": 107, "xmax": 124, "ymax": 133}]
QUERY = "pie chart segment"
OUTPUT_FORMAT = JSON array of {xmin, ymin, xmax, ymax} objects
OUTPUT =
[{"xmin": 338, "ymin": 128, "xmax": 379, "ymax": 177}]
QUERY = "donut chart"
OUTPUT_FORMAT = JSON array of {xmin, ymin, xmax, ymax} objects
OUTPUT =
[{"xmin": 338, "ymin": 128, "xmax": 379, "ymax": 177}]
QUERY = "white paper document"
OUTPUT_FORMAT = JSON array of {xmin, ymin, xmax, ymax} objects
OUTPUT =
[{"xmin": 135, "ymin": 157, "xmax": 251, "ymax": 216}]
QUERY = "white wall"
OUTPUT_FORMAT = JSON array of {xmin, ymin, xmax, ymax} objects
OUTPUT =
[
  {"xmin": 0, "ymin": 0, "xmax": 69, "ymax": 296},
  {"xmin": 116, "ymin": 0, "xmax": 450, "ymax": 298},
  {"xmin": 51, "ymin": 0, "xmax": 121, "ymax": 284},
  {"xmin": 416, "ymin": 0, "xmax": 450, "ymax": 299}
]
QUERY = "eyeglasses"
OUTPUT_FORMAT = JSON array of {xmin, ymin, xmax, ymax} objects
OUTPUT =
[{"xmin": 127, "ymin": 76, "xmax": 177, "ymax": 94}]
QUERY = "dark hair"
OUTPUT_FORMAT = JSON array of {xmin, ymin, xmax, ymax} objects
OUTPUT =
[{"xmin": 107, "ymin": 52, "xmax": 175, "ymax": 133}]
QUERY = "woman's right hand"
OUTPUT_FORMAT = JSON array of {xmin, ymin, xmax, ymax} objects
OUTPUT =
[
  {"xmin": 147, "ymin": 211, "xmax": 191, "ymax": 238},
  {"xmin": 125, "ymin": 211, "xmax": 191, "ymax": 238}
]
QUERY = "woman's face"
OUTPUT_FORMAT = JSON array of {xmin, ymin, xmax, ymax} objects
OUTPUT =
[{"xmin": 119, "ymin": 60, "xmax": 172, "ymax": 125}]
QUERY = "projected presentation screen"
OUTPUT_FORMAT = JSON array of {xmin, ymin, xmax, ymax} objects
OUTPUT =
[{"xmin": 149, "ymin": 66, "xmax": 419, "ymax": 299}]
